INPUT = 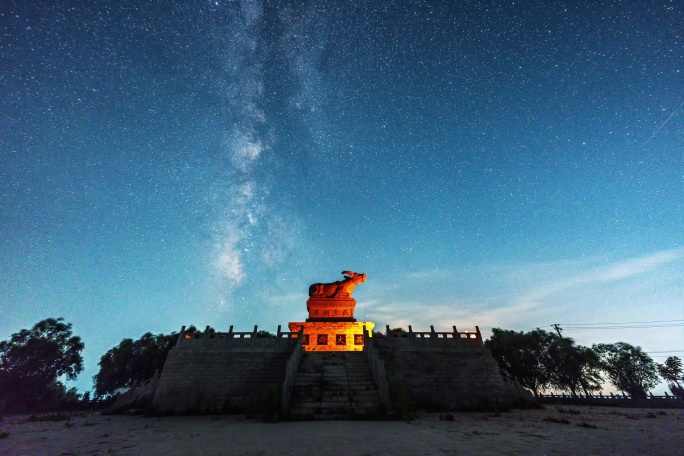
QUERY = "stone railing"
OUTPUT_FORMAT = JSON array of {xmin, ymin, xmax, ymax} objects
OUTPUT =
[
  {"xmin": 175, "ymin": 325, "xmax": 300, "ymax": 348},
  {"xmin": 280, "ymin": 328, "xmax": 304, "ymax": 413},
  {"xmin": 363, "ymin": 326, "xmax": 392, "ymax": 412},
  {"xmin": 379, "ymin": 325, "xmax": 484, "ymax": 347},
  {"xmin": 534, "ymin": 392, "xmax": 684, "ymax": 408}
]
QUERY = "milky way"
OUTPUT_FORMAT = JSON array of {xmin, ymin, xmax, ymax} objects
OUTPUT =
[{"xmin": 1, "ymin": 0, "xmax": 682, "ymax": 393}]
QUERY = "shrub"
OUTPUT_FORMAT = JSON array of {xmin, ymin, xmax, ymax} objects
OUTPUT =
[
  {"xmin": 543, "ymin": 416, "xmax": 571, "ymax": 424},
  {"xmin": 387, "ymin": 373, "xmax": 412, "ymax": 419},
  {"xmin": 577, "ymin": 421, "xmax": 598, "ymax": 429},
  {"xmin": 256, "ymin": 384, "xmax": 281, "ymax": 423},
  {"xmin": 555, "ymin": 406, "xmax": 581, "ymax": 415},
  {"xmin": 27, "ymin": 413, "xmax": 70, "ymax": 422}
]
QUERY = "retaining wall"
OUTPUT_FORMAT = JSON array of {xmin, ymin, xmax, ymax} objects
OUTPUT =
[
  {"xmin": 151, "ymin": 336, "xmax": 297, "ymax": 414},
  {"xmin": 373, "ymin": 336, "xmax": 513, "ymax": 410}
]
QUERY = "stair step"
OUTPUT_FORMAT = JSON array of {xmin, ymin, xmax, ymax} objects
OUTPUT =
[{"xmin": 288, "ymin": 352, "xmax": 380, "ymax": 420}]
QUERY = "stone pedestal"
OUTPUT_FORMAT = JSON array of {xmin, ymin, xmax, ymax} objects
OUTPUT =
[
  {"xmin": 287, "ymin": 321, "xmax": 375, "ymax": 352},
  {"xmin": 289, "ymin": 296, "xmax": 375, "ymax": 351},
  {"xmin": 306, "ymin": 296, "xmax": 356, "ymax": 321}
]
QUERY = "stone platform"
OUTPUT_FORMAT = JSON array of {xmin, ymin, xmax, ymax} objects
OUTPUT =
[{"xmin": 287, "ymin": 321, "xmax": 375, "ymax": 352}]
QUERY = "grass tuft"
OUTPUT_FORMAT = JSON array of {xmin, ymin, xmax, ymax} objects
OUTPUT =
[
  {"xmin": 555, "ymin": 406, "xmax": 581, "ymax": 415},
  {"xmin": 577, "ymin": 421, "xmax": 598, "ymax": 429},
  {"xmin": 27, "ymin": 413, "xmax": 71, "ymax": 422},
  {"xmin": 544, "ymin": 416, "xmax": 571, "ymax": 424}
]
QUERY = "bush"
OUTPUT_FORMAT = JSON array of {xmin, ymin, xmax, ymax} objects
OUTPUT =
[
  {"xmin": 256, "ymin": 384, "xmax": 281, "ymax": 423},
  {"xmin": 27, "ymin": 413, "xmax": 71, "ymax": 422},
  {"xmin": 388, "ymin": 373, "xmax": 412, "ymax": 419},
  {"xmin": 543, "ymin": 416, "xmax": 570, "ymax": 424},
  {"xmin": 577, "ymin": 421, "xmax": 598, "ymax": 429},
  {"xmin": 555, "ymin": 406, "xmax": 581, "ymax": 415}
]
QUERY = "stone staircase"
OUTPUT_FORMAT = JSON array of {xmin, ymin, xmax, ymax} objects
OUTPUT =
[{"xmin": 288, "ymin": 352, "xmax": 379, "ymax": 419}]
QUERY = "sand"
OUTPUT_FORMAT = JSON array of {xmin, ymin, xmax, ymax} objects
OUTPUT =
[{"xmin": 0, "ymin": 406, "xmax": 681, "ymax": 455}]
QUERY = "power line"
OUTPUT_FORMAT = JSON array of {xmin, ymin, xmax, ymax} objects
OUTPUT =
[
  {"xmin": 518, "ymin": 325, "xmax": 555, "ymax": 331},
  {"xmin": 561, "ymin": 324, "xmax": 683, "ymax": 330},
  {"xmin": 556, "ymin": 320, "xmax": 684, "ymax": 330},
  {"xmin": 517, "ymin": 320, "xmax": 684, "ymax": 332},
  {"xmin": 559, "ymin": 319, "xmax": 684, "ymax": 326}
]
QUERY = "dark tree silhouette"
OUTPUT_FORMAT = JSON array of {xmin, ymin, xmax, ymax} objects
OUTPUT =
[
  {"xmin": 485, "ymin": 328, "xmax": 553, "ymax": 396},
  {"xmin": 0, "ymin": 318, "xmax": 84, "ymax": 410},
  {"xmin": 545, "ymin": 337, "xmax": 602, "ymax": 397},
  {"xmin": 93, "ymin": 330, "xmax": 185, "ymax": 399},
  {"xmin": 593, "ymin": 342, "xmax": 660, "ymax": 399},
  {"xmin": 388, "ymin": 327, "xmax": 406, "ymax": 333},
  {"xmin": 658, "ymin": 356, "xmax": 683, "ymax": 398}
]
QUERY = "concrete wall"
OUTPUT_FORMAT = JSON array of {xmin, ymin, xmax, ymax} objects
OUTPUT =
[
  {"xmin": 151, "ymin": 337, "xmax": 297, "ymax": 414},
  {"xmin": 373, "ymin": 337, "xmax": 511, "ymax": 410}
]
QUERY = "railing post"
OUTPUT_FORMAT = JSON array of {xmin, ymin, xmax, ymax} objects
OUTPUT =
[
  {"xmin": 202, "ymin": 325, "xmax": 211, "ymax": 347},
  {"xmin": 175, "ymin": 326, "xmax": 186, "ymax": 348},
  {"xmin": 277, "ymin": 325, "xmax": 282, "ymax": 338}
]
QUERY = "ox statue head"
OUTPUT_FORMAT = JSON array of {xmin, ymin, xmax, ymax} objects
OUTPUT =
[{"xmin": 342, "ymin": 271, "xmax": 366, "ymax": 284}]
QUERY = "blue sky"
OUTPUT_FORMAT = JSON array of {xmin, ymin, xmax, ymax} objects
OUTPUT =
[{"xmin": 1, "ymin": 0, "xmax": 682, "ymax": 394}]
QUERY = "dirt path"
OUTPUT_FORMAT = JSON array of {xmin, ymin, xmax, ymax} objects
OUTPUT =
[{"xmin": 0, "ymin": 406, "xmax": 681, "ymax": 455}]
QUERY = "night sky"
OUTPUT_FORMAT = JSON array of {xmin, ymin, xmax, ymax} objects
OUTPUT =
[{"xmin": 2, "ymin": 1, "xmax": 682, "ymax": 393}]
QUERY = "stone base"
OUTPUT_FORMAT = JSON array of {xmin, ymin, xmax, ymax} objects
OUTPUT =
[
  {"xmin": 306, "ymin": 297, "xmax": 357, "ymax": 320},
  {"xmin": 288, "ymin": 321, "xmax": 375, "ymax": 352}
]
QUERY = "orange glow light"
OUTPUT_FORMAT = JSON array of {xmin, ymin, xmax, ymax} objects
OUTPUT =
[{"xmin": 288, "ymin": 321, "xmax": 375, "ymax": 352}]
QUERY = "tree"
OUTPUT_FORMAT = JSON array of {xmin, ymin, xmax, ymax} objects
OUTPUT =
[
  {"xmin": 485, "ymin": 328, "xmax": 554, "ymax": 396},
  {"xmin": 593, "ymin": 342, "xmax": 660, "ymax": 399},
  {"xmin": 657, "ymin": 356, "xmax": 683, "ymax": 398},
  {"xmin": 388, "ymin": 327, "xmax": 406, "ymax": 333},
  {"xmin": 545, "ymin": 337, "xmax": 602, "ymax": 397},
  {"xmin": 0, "ymin": 318, "xmax": 84, "ymax": 410},
  {"xmin": 93, "ymin": 331, "xmax": 179, "ymax": 399}
]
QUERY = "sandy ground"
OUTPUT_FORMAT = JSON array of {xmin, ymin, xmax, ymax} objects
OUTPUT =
[{"xmin": 0, "ymin": 406, "xmax": 681, "ymax": 456}]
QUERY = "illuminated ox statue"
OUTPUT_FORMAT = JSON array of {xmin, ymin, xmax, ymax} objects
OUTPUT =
[{"xmin": 309, "ymin": 271, "xmax": 367, "ymax": 298}]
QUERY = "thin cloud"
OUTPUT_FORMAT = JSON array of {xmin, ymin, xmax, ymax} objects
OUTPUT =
[
  {"xmin": 516, "ymin": 248, "xmax": 684, "ymax": 307},
  {"xmin": 360, "ymin": 248, "xmax": 684, "ymax": 335}
]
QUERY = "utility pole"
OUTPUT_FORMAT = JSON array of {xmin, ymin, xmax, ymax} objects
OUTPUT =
[{"xmin": 552, "ymin": 324, "xmax": 563, "ymax": 338}]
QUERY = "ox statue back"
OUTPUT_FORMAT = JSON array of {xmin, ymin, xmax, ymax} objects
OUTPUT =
[{"xmin": 309, "ymin": 271, "xmax": 366, "ymax": 298}]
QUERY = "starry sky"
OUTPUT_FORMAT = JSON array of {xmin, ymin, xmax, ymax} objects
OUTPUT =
[{"xmin": 1, "ymin": 0, "xmax": 682, "ymax": 394}]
